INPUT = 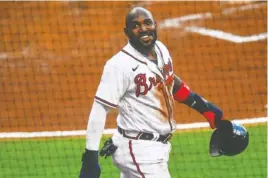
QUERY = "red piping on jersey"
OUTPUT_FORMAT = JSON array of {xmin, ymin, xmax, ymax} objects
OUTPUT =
[
  {"xmin": 162, "ymin": 87, "xmax": 174, "ymax": 131},
  {"xmin": 155, "ymin": 43, "xmax": 174, "ymax": 131},
  {"xmin": 155, "ymin": 43, "xmax": 164, "ymax": 59},
  {"xmin": 94, "ymin": 96, "xmax": 117, "ymax": 108},
  {"xmin": 129, "ymin": 140, "xmax": 145, "ymax": 178},
  {"xmin": 166, "ymin": 75, "xmax": 174, "ymax": 86},
  {"xmin": 121, "ymin": 49, "xmax": 147, "ymax": 64}
]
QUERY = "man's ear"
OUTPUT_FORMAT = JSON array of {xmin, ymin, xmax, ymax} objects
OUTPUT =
[
  {"xmin": 124, "ymin": 28, "xmax": 128, "ymax": 36},
  {"xmin": 154, "ymin": 21, "xmax": 157, "ymax": 29},
  {"xmin": 124, "ymin": 27, "xmax": 130, "ymax": 37}
]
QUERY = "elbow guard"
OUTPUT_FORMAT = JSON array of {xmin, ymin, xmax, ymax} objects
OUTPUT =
[{"xmin": 173, "ymin": 82, "xmax": 223, "ymax": 129}]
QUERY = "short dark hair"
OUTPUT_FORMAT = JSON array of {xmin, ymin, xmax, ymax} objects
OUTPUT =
[{"xmin": 125, "ymin": 6, "xmax": 153, "ymax": 28}]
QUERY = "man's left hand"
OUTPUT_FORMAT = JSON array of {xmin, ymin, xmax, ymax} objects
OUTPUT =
[{"xmin": 79, "ymin": 149, "xmax": 101, "ymax": 178}]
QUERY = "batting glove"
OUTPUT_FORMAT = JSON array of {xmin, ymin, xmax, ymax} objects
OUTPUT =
[{"xmin": 79, "ymin": 149, "xmax": 100, "ymax": 178}]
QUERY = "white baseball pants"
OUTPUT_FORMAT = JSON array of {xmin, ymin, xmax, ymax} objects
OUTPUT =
[{"xmin": 111, "ymin": 130, "xmax": 172, "ymax": 178}]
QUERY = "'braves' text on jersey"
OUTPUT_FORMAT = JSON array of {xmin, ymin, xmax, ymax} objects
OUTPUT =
[{"xmin": 95, "ymin": 41, "xmax": 176, "ymax": 135}]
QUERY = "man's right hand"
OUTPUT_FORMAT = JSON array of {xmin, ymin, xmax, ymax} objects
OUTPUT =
[{"xmin": 79, "ymin": 149, "xmax": 100, "ymax": 178}]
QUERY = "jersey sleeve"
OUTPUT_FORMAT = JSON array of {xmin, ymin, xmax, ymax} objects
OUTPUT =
[{"xmin": 95, "ymin": 61, "xmax": 128, "ymax": 108}]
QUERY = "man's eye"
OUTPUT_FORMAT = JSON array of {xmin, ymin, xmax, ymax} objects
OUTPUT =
[
  {"xmin": 145, "ymin": 21, "xmax": 152, "ymax": 25},
  {"xmin": 132, "ymin": 24, "xmax": 139, "ymax": 29}
]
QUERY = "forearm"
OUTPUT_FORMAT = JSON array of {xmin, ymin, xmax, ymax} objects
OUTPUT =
[
  {"xmin": 86, "ymin": 100, "xmax": 110, "ymax": 151},
  {"xmin": 172, "ymin": 75, "xmax": 223, "ymax": 129}
]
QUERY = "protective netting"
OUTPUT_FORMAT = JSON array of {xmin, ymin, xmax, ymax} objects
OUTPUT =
[{"xmin": 0, "ymin": 1, "xmax": 267, "ymax": 178}]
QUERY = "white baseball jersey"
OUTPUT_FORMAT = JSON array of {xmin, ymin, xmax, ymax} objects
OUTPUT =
[{"xmin": 95, "ymin": 41, "xmax": 176, "ymax": 135}]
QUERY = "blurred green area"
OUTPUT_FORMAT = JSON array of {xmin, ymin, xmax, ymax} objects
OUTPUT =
[{"xmin": 0, "ymin": 125, "xmax": 266, "ymax": 178}]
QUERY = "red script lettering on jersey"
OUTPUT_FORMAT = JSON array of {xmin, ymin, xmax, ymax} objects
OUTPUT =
[
  {"xmin": 162, "ymin": 61, "xmax": 172, "ymax": 79},
  {"xmin": 134, "ymin": 74, "xmax": 162, "ymax": 97}
]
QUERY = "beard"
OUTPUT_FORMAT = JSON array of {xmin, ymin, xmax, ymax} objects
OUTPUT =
[{"xmin": 129, "ymin": 30, "xmax": 157, "ymax": 54}]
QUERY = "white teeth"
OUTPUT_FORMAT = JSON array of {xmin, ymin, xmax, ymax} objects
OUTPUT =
[{"xmin": 141, "ymin": 35, "xmax": 149, "ymax": 39}]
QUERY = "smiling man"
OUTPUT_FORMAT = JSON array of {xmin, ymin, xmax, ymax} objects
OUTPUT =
[
  {"xmin": 78, "ymin": 6, "xmax": 243, "ymax": 178},
  {"xmin": 125, "ymin": 7, "xmax": 157, "ymax": 55}
]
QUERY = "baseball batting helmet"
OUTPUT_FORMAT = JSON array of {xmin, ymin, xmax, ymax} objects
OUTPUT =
[{"xmin": 209, "ymin": 121, "xmax": 249, "ymax": 157}]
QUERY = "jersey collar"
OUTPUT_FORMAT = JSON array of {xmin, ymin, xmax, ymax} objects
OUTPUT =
[
  {"xmin": 122, "ymin": 42, "xmax": 164, "ymax": 80},
  {"xmin": 123, "ymin": 42, "xmax": 147, "ymax": 64}
]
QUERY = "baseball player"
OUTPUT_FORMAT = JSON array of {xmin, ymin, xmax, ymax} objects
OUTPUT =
[{"xmin": 79, "ymin": 6, "xmax": 233, "ymax": 178}]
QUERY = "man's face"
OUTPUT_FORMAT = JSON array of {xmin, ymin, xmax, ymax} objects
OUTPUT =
[{"xmin": 125, "ymin": 10, "xmax": 157, "ymax": 52}]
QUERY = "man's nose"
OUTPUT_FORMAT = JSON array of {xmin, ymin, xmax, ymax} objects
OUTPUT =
[{"xmin": 139, "ymin": 24, "xmax": 147, "ymax": 32}]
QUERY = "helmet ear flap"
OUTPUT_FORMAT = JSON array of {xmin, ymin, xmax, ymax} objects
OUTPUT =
[
  {"xmin": 209, "ymin": 122, "xmax": 249, "ymax": 157},
  {"xmin": 209, "ymin": 129, "xmax": 223, "ymax": 157}
]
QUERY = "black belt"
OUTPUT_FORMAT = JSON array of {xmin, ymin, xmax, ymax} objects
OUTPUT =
[{"xmin": 117, "ymin": 126, "xmax": 172, "ymax": 144}]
